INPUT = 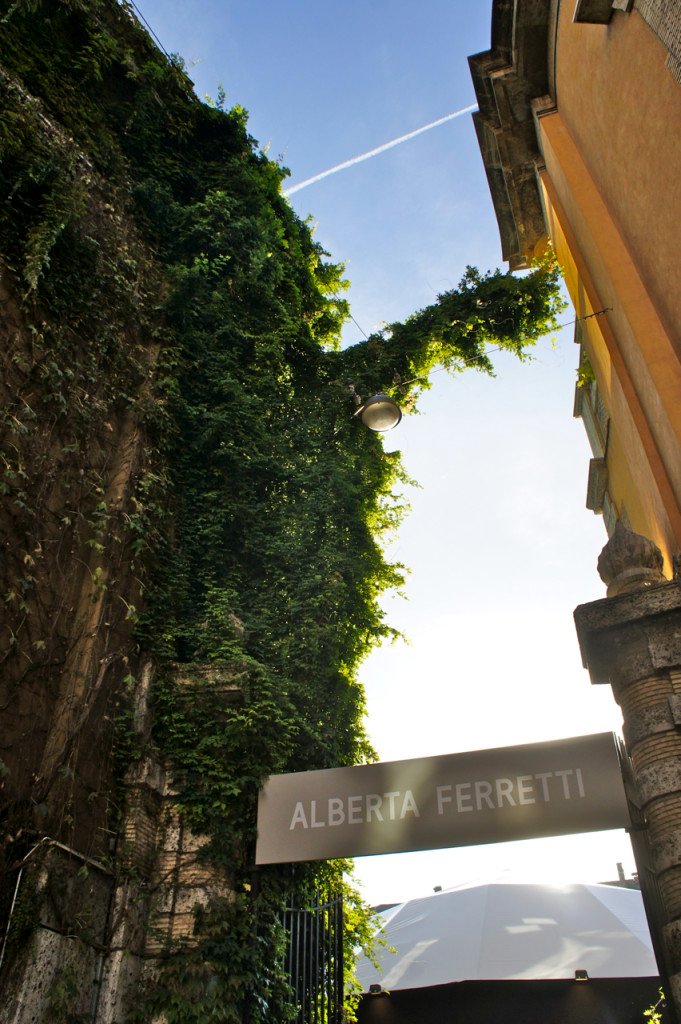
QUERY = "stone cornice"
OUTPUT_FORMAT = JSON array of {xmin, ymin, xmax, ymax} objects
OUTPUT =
[
  {"xmin": 574, "ymin": 581, "xmax": 681, "ymax": 686},
  {"xmin": 468, "ymin": 0, "xmax": 554, "ymax": 268}
]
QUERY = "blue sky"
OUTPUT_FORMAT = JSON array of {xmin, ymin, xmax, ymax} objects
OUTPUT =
[{"xmin": 132, "ymin": 0, "xmax": 636, "ymax": 903}]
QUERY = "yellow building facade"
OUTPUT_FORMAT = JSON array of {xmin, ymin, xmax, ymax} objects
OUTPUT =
[{"xmin": 470, "ymin": 0, "xmax": 681, "ymax": 573}]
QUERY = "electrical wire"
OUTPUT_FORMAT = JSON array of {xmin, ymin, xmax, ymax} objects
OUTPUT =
[
  {"xmin": 330, "ymin": 291, "xmax": 369, "ymax": 341},
  {"xmin": 558, "ymin": 307, "xmax": 612, "ymax": 330},
  {"xmin": 123, "ymin": 0, "xmax": 171, "ymax": 57}
]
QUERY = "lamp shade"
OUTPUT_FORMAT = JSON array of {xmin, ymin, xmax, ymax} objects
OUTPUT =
[{"xmin": 359, "ymin": 394, "xmax": 402, "ymax": 432}]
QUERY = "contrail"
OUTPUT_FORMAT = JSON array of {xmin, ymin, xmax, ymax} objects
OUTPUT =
[{"xmin": 283, "ymin": 103, "xmax": 478, "ymax": 196}]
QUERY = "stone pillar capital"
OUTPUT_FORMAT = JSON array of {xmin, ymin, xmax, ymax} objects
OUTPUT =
[{"xmin": 574, "ymin": 581, "xmax": 681, "ymax": 690}]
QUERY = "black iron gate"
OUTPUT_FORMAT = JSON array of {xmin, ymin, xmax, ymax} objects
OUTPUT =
[{"xmin": 282, "ymin": 892, "xmax": 344, "ymax": 1024}]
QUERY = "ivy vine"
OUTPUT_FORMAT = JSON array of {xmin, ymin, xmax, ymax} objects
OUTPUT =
[{"xmin": 0, "ymin": 1, "xmax": 565, "ymax": 1020}]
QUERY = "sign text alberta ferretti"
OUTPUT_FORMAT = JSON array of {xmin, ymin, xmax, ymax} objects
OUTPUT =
[{"xmin": 255, "ymin": 733, "xmax": 629, "ymax": 864}]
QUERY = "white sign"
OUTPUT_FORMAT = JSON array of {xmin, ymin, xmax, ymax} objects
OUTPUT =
[{"xmin": 255, "ymin": 733, "xmax": 629, "ymax": 864}]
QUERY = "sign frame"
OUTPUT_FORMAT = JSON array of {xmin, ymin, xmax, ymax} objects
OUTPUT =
[{"xmin": 255, "ymin": 732, "xmax": 630, "ymax": 865}]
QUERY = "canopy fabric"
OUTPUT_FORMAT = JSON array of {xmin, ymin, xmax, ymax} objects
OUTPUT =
[{"xmin": 356, "ymin": 881, "xmax": 657, "ymax": 992}]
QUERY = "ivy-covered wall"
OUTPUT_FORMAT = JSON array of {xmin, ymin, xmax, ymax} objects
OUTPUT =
[{"xmin": 0, "ymin": 1, "xmax": 564, "ymax": 1020}]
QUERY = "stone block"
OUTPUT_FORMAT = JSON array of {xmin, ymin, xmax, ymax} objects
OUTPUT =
[
  {"xmin": 651, "ymin": 829, "xmax": 681, "ymax": 874},
  {"xmin": 663, "ymin": 919, "xmax": 681, "ymax": 965},
  {"xmin": 181, "ymin": 830, "xmax": 210, "ymax": 854},
  {"xmin": 107, "ymin": 879, "xmax": 150, "ymax": 958},
  {"xmin": 669, "ymin": 694, "xmax": 681, "ymax": 726},
  {"xmin": 624, "ymin": 700, "xmax": 676, "ymax": 747},
  {"xmin": 150, "ymin": 884, "xmax": 176, "ymax": 914},
  {"xmin": 161, "ymin": 821, "xmax": 183, "ymax": 849},
  {"xmin": 39, "ymin": 848, "xmax": 112, "ymax": 938},
  {"xmin": 171, "ymin": 660, "xmax": 245, "ymax": 689},
  {"xmin": 126, "ymin": 755, "xmax": 165, "ymax": 793},
  {"xmin": 97, "ymin": 948, "xmax": 144, "ymax": 1024},
  {"xmin": 671, "ymin": 973, "xmax": 681, "ymax": 1019},
  {"xmin": 637, "ymin": 758, "xmax": 681, "ymax": 804},
  {"xmin": 574, "ymin": 583, "xmax": 681, "ymax": 686},
  {"xmin": 0, "ymin": 928, "xmax": 96, "ymax": 1024},
  {"xmin": 172, "ymin": 888, "xmax": 211, "ymax": 916}
]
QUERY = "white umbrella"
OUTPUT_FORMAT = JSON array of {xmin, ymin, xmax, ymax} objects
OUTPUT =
[{"xmin": 356, "ymin": 881, "xmax": 657, "ymax": 992}]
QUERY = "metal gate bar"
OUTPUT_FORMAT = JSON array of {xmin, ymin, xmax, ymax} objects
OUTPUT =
[{"xmin": 282, "ymin": 893, "xmax": 343, "ymax": 1023}]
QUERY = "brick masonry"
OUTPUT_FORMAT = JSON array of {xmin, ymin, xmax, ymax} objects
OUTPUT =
[{"xmin": 575, "ymin": 579, "xmax": 681, "ymax": 1018}]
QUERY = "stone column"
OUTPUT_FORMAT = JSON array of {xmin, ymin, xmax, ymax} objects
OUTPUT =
[{"xmin": 574, "ymin": 522, "xmax": 681, "ymax": 1019}]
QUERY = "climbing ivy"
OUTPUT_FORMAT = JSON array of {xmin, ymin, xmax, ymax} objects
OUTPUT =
[
  {"xmin": 131, "ymin": 889, "xmax": 296, "ymax": 1024},
  {"xmin": 0, "ymin": 1, "xmax": 565, "ymax": 1020}
]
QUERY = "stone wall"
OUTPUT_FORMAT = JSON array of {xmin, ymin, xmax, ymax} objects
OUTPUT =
[{"xmin": 0, "ymin": 664, "xmax": 239, "ymax": 1023}]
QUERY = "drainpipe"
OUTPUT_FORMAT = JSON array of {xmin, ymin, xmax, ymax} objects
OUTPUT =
[{"xmin": 0, "ymin": 865, "xmax": 26, "ymax": 976}]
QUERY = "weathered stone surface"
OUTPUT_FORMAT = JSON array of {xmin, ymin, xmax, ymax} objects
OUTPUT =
[
  {"xmin": 652, "ymin": 829, "xmax": 681, "ymax": 875},
  {"xmin": 94, "ymin": 883, "xmax": 149, "ymax": 1020},
  {"xmin": 670, "ymin": 694, "xmax": 681, "ymax": 726},
  {"xmin": 131, "ymin": 659, "xmax": 156, "ymax": 738},
  {"xmin": 663, "ymin": 919, "xmax": 681, "ymax": 964},
  {"xmin": 467, "ymin": 2, "xmax": 551, "ymax": 269},
  {"xmin": 1, "ymin": 928, "xmax": 96, "ymax": 1024},
  {"xmin": 171, "ymin": 661, "xmax": 245, "ymax": 701},
  {"xmin": 670, "ymin": 971, "xmax": 681, "ymax": 1016},
  {"xmin": 597, "ymin": 521, "xmax": 666, "ymax": 597},
  {"xmin": 623, "ymin": 700, "xmax": 676, "ymax": 748},
  {"xmin": 97, "ymin": 948, "xmax": 144, "ymax": 1024},
  {"xmin": 636, "ymin": 758, "xmax": 681, "ymax": 805},
  {"xmin": 126, "ymin": 754, "xmax": 165, "ymax": 793},
  {"xmin": 575, "ymin": 580, "xmax": 681, "ymax": 636},
  {"xmin": 574, "ymin": 581, "xmax": 681, "ymax": 686}
]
